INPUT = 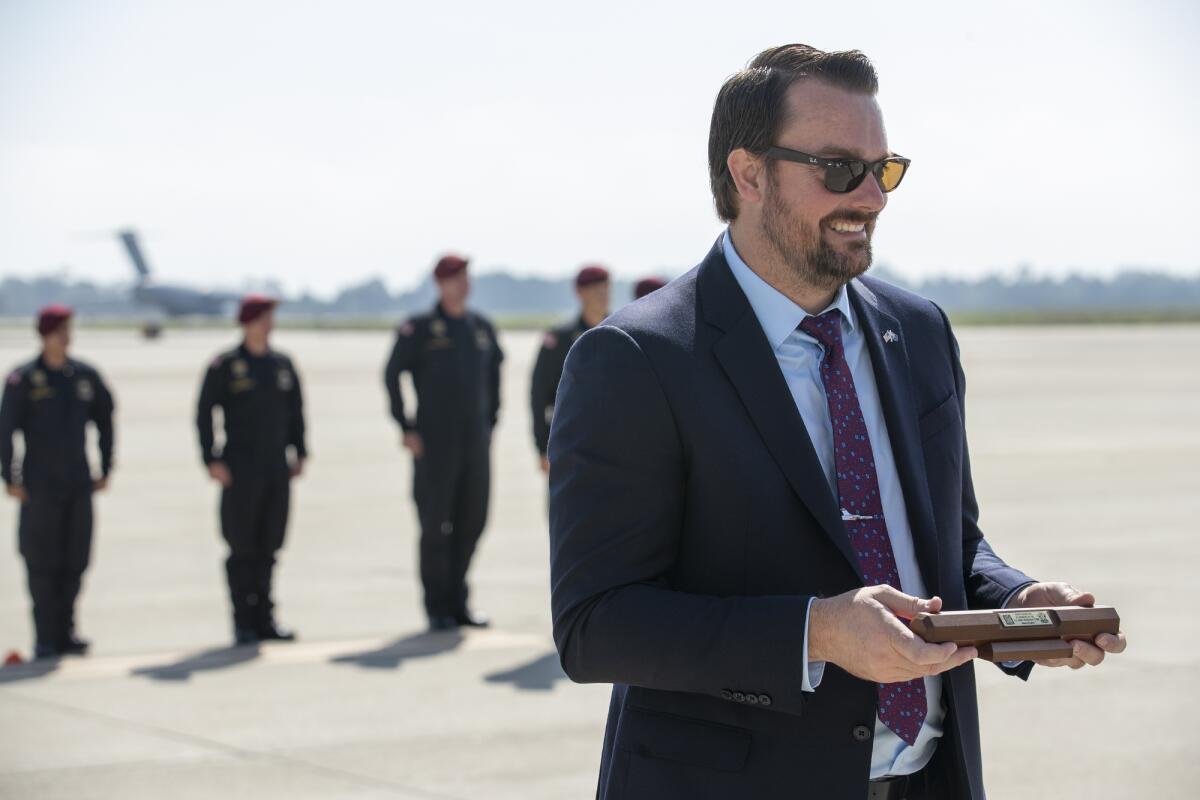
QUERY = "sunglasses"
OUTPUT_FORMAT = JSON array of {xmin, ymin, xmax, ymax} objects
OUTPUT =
[{"xmin": 765, "ymin": 146, "xmax": 911, "ymax": 194}]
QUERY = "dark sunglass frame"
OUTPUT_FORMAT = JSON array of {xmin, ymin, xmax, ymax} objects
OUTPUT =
[{"xmin": 765, "ymin": 146, "xmax": 911, "ymax": 194}]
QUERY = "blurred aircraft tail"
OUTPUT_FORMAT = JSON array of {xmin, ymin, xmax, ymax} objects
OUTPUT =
[{"xmin": 118, "ymin": 229, "xmax": 152, "ymax": 281}]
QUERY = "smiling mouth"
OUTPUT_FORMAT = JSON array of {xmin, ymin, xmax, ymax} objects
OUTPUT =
[{"xmin": 827, "ymin": 220, "xmax": 867, "ymax": 234}]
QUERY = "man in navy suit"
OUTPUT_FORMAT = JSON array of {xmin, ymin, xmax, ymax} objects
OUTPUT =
[{"xmin": 548, "ymin": 44, "xmax": 1126, "ymax": 799}]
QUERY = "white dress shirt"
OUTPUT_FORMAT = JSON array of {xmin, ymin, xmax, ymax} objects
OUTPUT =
[{"xmin": 723, "ymin": 230, "xmax": 943, "ymax": 779}]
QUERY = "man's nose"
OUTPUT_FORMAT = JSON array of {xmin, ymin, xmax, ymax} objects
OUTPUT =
[{"xmin": 849, "ymin": 169, "xmax": 887, "ymax": 213}]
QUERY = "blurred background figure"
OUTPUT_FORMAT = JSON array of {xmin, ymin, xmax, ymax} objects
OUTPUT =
[
  {"xmin": 530, "ymin": 265, "xmax": 611, "ymax": 473},
  {"xmin": 0, "ymin": 305, "xmax": 114, "ymax": 660},
  {"xmin": 196, "ymin": 295, "xmax": 307, "ymax": 645},
  {"xmin": 633, "ymin": 276, "xmax": 667, "ymax": 300},
  {"xmin": 384, "ymin": 254, "xmax": 504, "ymax": 631}
]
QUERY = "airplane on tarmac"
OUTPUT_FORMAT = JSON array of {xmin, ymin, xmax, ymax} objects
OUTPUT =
[{"xmin": 116, "ymin": 229, "xmax": 240, "ymax": 336}]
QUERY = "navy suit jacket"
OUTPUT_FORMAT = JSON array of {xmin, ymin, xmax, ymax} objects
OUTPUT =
[{"xmin": 548, "ymin": 241, "xmax": 1035, "ymax": 799}]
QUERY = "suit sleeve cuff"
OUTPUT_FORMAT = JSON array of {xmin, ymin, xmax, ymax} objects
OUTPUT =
[{"xmin": 802, "ymin": 597, "xmax": 826, "ymax": 692}]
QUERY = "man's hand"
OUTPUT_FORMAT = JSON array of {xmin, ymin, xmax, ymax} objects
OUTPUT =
[
  {"xmin": 1010, "ymin": 581, "xmax": 1127, "ymax": 669},
  {"xmin": 93, "ymin": 476, "xmax": 109, "ymax": 492},
  {"xmin": 207, "ymin": 461, "xmax": 233, "ymax": 488},
  {"xmin": 809, "ymin": 585, "xmax": 977, "ymax": 683},
  {"xmin": 403, "ymin": 432, "xmax": 424, "ymax": 460},
  {"xmin": 539, "ymin": 454, "xmax": 550, "ymax": 473},
  {"xmin": 289, "ymin": 458, "xmax": 305, "ymax": 479},
  {"xmin": 5, "ymin": 484, "xmax": 28, "ymax": 503}
]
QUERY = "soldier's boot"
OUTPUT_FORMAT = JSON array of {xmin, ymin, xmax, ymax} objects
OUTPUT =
[
  {"xmin": 227, "ymin": 555, "xmax": 261, "ymax": 646},
  {"xmin": 28, "ymin": 569, "xmax": 62, "ymax": 660},
  {"xmin": 253, "ymin": 558, "xmax": 295, "ymax": 642},
  {"xmin": 59, "ymin": 575, "xmax": 89, "ymax": 656}
]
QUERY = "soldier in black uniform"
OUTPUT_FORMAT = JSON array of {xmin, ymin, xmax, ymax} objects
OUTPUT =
[
  {"xmin": 384, "ymin": 254, "xmax": 503, "ymax": 631},
  {"xmin": 196, "ymin": 295, "xmax": 306, "ymax": 645},
  {"xmin": 530, "ymin": 265, "xmax": 610, "ymax": 473},
  {"xmin": 1, "ymin": 305, "xmax": 115, "ymax": 660}
]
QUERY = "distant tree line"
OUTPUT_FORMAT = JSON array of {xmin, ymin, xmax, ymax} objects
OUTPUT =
[{"xmin": 2, "ymin": 266, "xmax": 1198, "ymax": 320}]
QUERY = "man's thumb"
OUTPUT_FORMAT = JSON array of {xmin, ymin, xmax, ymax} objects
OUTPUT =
[{"xmin": 875, "ymin": 586, "xmax": 939, "ymax": 619}]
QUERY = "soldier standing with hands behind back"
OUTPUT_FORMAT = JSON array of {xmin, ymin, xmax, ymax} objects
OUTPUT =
[
  {"xmin": 197, "ymin": 295, "xmax": 306, "ymax": 646},
  {"xmin": 1, "ymin": 305, "xmax": 114, "ymax": 660},
  {"xmin": 384, "ymin": 254, "xmax": 503, "ymax": 631}
]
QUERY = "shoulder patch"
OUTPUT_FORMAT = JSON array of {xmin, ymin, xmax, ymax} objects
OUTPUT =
[
  {"xmin": 5, "ymin": 370, "xmax": 20, "ymax": 386},
  {"xmin": 398, "ymin": 321, "xmax": 415, "ymax": 337},
  {"xmin": 542, "ymin": 332, "xmax": 558, "ymax": 350}
]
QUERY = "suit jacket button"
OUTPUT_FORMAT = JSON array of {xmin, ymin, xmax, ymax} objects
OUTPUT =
[
  {"xmin": 720, "ymin": 690, "xmax": 733, "ymax": 701},
  {"xmin": 852, "ymin": 725, "xmax": 872, "ymax": 742},
  {"xmin": 757, "ymin": 694, "xmax": 772, "ymax": 706},
  {"xmin": 733, "ymin": 692, "xmax": 746, "ymax": 702}
]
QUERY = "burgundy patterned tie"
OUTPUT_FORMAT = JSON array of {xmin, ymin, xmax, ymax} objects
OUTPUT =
[{"xmin": 799, "ymin": 310, "xmax": 926, "ymax": 747}]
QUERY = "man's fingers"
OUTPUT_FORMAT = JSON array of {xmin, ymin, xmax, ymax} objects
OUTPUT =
[
  {"xmin": 1069, "ymin": 590, "xmax": 1096, "ymax": 607},
  {"xmin": 1035, "ymin": 657, "xmax": 1083, "ymax": 668},
  {"xmin": 953, "ymin": 645, "xmax": 978, "ymax": 666},
  {"xmin": 882, "ymin": 644, "xmax": 976, "ymax": 682},
  {"xmin": 875, "ymin": 586, "xmax": 940, "ymax": 620},
  {"xmin": 891, "ymin": 623, "xmax": 960, "ymax": 666},
  {"xmin": 1071, "ymin": 640, "xmax": 1106, "ymax": 666},
  {"xmin": 1097, "ymin": 632, "xmax": 1127, "ymax": 653},
  {"xmin": 1045, "ymin": 582, "xmax": 1095, "ymax": 607},
  {"xmin": 924, "ymin": 645, "xmax": 978, "ymax": 675}
]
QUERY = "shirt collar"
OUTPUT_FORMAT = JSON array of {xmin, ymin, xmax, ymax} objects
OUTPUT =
[
  {"xmin": 721, "ymin": 229, "xmax": 855, "ymax": 351},
  {"xmin": 35, "ymin": 354, "xmax": 70, "ymax": 374}
]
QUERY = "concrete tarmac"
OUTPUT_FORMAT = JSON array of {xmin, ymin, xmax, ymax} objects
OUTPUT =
[{"xmin": 0, "ymin": 324, "xmax": 1196, "ymax": 798}]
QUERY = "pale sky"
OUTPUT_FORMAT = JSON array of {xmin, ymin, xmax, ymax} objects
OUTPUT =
[{"xmin": 1, "ymin": 0, "xmax": 1196, "ymax": 296}]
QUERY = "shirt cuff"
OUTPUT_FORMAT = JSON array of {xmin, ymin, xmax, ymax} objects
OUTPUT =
[{"xmin": 802, "ymin": 596, "xmax": 826, "ymax": 692}]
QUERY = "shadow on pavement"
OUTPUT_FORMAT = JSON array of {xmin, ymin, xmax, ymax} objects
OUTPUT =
[
  {"xmin": 331, "ymin": 630, "xmax": 463, "ymax": 670},
  {"xmin": 132, "ymin": 643, "xmax": 261, "ymax": 682},
  {"xmin": 484, "ymin": 651, "xmax": 567, "ymax": 691},
  {"xmin": 0, "ymin": 656, "xmax": 61, "ymax": 683}
]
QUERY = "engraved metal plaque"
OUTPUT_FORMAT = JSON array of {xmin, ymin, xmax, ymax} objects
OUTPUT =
[{"xmin": 998, "ymin": 610, "xmax": 1053, "ymax": 628}]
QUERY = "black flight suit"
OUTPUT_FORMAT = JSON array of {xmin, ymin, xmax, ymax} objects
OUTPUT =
[
  {"xmin": 384, "ymin": 304, "xmax": 503, "ymax": 624},
  {"xmin": 196, "ymin": 344, "xmax": 306, "ymax": 637},
  {"xmin": 529, "ymin": 316, "xmax": 593, "ymax": 459},
  {"xmin": 0, "ymin": 357, "xmax": 114, "ymax": 654}
]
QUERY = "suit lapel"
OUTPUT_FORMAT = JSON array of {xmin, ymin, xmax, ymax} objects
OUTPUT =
[
  {"xmin": 848, "ymin": 280, "xmax": 942, "ymax": 596},
  {"xmin": 700, "ymin": 245, "xmax": 863, "ymax": 582}
]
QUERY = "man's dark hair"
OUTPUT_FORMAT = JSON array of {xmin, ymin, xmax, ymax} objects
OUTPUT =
[{"xmin": 708, "ymin": 44, "xmax": 879, "ymax": 222}]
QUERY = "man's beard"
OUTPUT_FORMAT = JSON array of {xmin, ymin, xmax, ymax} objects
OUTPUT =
[{"xmin": 761, "ymin": 185, "xmax": 875, "ymax": 292}]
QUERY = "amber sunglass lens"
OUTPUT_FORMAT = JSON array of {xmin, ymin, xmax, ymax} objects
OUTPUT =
[{"xmin": 879, "ymin": 160, "xmax": 907, "ymax": 192}]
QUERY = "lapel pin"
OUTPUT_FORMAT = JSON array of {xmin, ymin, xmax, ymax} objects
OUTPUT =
[{"xmin": 883, "ymin": 329, "xmax": 899, "ymax": 343}]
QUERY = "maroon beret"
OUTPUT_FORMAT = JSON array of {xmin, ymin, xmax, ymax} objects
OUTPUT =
[
  {"xmin": 433, "ymin": 254, "xmax": 469, "ymax": 281},
  {"xmin": 238, "ymin": 294, "xmax": 278, "ymax": 324},
  {"xmin": 634, "ymin": 277, "xmax": 667, "ymax": 299},
  {"xmin": 36, "ymin": 304, "xmax": 73, "ymax": 336},
  {"xmin": 575, "ymin": 264, "xmax": 610, "ymax": 289}
]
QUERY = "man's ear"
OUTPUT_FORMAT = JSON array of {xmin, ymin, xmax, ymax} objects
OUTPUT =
[{"xmin": 727, "ymin": 148, "xmax": 766, "ymax": 209}]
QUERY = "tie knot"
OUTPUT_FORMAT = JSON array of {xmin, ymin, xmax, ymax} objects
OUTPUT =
[{"xmin": 798, "ymin": 310, "xmax": 843, "ymax": 351}]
